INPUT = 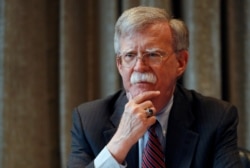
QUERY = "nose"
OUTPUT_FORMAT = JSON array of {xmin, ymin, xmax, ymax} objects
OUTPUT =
[{"xmin": 133, "ymin": 55, "xmax": 149, "ymax": 70}]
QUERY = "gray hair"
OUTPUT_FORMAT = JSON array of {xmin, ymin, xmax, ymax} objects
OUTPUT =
[{"xmin": 114, "ymin": 6, "xmax": 189, "ymax": 54}]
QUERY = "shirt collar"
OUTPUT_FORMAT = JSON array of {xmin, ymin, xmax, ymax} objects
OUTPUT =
[{"xmin": 156, "ymin": 95, "xmax": 174, "ymax": 136}]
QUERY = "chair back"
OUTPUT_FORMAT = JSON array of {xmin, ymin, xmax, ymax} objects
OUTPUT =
[{"xmin": 239, "ymin": 148, "xmax": 250, "ymax": 168}]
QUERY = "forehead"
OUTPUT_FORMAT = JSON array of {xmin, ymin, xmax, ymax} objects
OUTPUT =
[{"xmin": 119, "ymin": 22, "xmax": 173, "ymax": 52}]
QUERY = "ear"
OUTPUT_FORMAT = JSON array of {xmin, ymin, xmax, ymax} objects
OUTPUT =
[
  {"xmin": 116, "ymin": 57, "xmax": 123, "ymax": 75},
  {"xmin": 176, "ymin": 50, "xmax": 188, "ymax": 77}
]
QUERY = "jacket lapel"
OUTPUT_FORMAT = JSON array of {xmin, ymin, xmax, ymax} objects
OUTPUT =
[
  {"xmin": 102, "ymin": 91, "xmax": 139, "ymax": 168},
  {"xmin": 103, "ymin": 91, "xmax": 127, "ymax": 142},
  {"xmin": 165, "ymin": 86, "xmax": 199, "ymax": 168}
]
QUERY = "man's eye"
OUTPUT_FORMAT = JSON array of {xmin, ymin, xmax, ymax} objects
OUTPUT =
[
  {"xmin": 147, "ymin": 52, "xmax": 161, "ymax": 57},
  {"xmin": 124, "ymin": 53, "xmax": 136, "ymax": 58}
]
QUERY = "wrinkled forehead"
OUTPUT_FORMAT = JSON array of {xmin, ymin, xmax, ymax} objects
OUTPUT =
[{"xmin": 119, "ymin": 23, "xmax": 174, "ymax": 53}]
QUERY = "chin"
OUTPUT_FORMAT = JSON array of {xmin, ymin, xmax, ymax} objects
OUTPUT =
[{"xmin": 129, "ymin": 83, "xmax": 155, "ymax": 98}]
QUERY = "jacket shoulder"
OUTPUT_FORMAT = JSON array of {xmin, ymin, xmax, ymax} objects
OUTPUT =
[
  {"xmin": 76, "ymin": 90, "xmax": 125, "ymax": 117},
  {"xmin": 177, "ymin": 85, "xmax": 236, "ymax": 113}
]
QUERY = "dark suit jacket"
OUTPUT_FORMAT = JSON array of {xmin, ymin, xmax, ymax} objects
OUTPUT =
[{"xmin": 68, "ymin": 85, "xmax": 242, "ymax": 168}]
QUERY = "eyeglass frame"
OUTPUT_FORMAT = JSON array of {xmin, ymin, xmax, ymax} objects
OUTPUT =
[{"xmin": 116, "ymin": 50, "xmax": 173, "ymax": 68}]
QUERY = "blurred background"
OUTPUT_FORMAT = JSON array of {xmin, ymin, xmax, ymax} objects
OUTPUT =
[{"xmin": 0, "ymin": 0, "xmax": 249, "ymax": 167}]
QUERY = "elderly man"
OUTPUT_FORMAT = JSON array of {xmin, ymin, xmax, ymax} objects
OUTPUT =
[{"xmin": 68, "ymin": 6, "xmax": 242, "ymax": 168}]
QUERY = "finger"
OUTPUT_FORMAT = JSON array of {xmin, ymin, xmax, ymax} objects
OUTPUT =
[
  {"xmin": 139, "ymin": 100, "xmax": 154, "ymax": 110},
  {"xmin": 132, "ymin": 90, "xmax": 160, "ymax": 104},
  {"xmin": 147, "ymin": 116, "xmax": 157, "ymax": 126}
]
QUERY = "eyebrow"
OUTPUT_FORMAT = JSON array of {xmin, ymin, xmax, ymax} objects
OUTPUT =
[
  {"xmin": 119, "ymin": 49, "xmax": 135, "ymax": 55},
  {"xmin": 120, "ymin": 48, "xmax": 164, "ymax": 54},
  {"xmin": 145, "ymin": 48, "xmax": 164, "ymax": 52}
]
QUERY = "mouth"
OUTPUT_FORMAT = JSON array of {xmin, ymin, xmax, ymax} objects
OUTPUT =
[
  {"xmin": 133, "ymin": 81, "xmax": 153, "ymax": 85},
  {"xmin": 131, "ymin": 81, "xmax": 155, "ymax": 89}
]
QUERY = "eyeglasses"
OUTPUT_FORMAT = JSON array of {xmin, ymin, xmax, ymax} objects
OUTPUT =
[{"xmin": 117, "ymin": 51, "xmax": 171, "ymax": 68}]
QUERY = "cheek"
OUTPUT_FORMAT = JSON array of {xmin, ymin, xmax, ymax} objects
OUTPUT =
[
  {"xmin": 156, "ymin": 63, "xmax": 179, "ymax": 84},
  {"xmin": 119, "ymin": 68, "xmax": 132, "ymax": 85}
]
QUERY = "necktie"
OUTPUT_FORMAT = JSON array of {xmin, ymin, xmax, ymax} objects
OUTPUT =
[{"xmin": 142, "ymin": 122, "xmax": 165, "ymax": 168}]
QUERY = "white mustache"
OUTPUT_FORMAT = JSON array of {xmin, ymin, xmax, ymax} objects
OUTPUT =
[{"xmin": 130, "ymin": 72, "xmax": 157, "ymax": 84}]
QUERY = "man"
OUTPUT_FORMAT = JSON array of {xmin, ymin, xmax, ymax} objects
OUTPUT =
[{"xmin": 68, "ymin": 6, "xmax": 242, "ymax": 168}]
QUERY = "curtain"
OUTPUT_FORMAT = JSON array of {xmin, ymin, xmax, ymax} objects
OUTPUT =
[{"xmin": 0, "ymin": 0, "xmax": 249, "ymax": 167}]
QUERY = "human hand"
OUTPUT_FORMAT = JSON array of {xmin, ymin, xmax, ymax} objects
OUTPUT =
[{"xmin": 107, "ymin": 90, "xmax": 160, "ymax": 163}]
